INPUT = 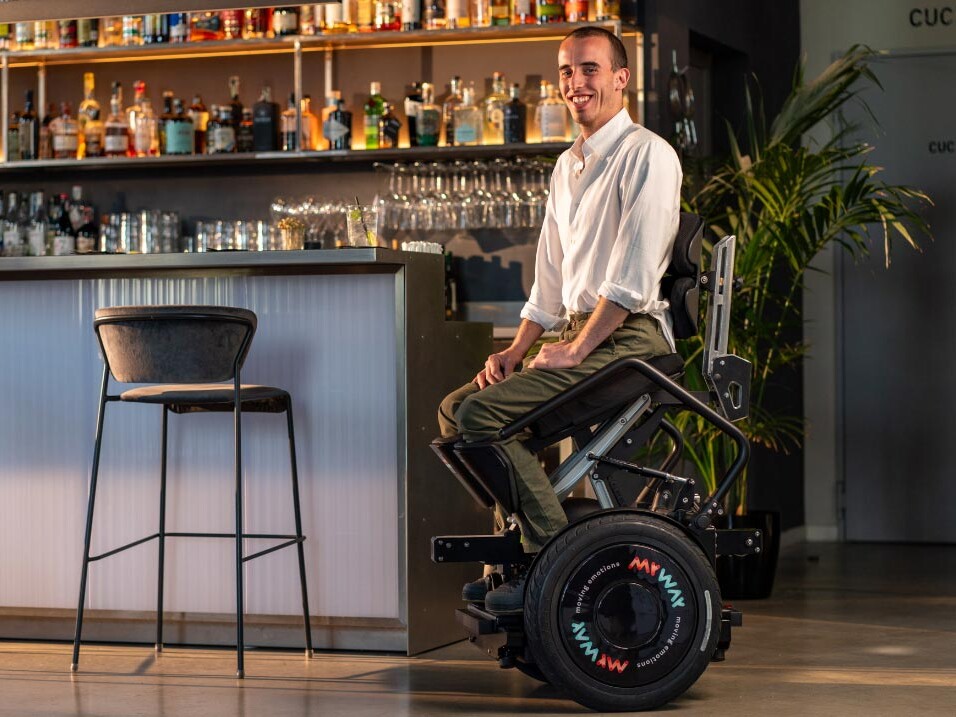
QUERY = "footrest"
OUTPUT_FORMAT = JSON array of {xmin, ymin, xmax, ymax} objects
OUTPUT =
[
  {"xmin": 716, "ymin": 528, "xmax": 763, "ymax": 556},
  {"xmin": 456, "ymin": 606, "xmax": 499, "ymax": 636},
  {"xmin": 432, "ymin": 531, "xmax": 525, "ymax": 564}
]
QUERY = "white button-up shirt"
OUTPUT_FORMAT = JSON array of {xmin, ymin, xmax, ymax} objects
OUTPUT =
[{"xmin": 520, "ymin": 108, "xmax": 682, "ymax": 351}]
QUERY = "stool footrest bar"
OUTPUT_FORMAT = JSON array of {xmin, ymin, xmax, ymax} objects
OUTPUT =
[
  {"xmin": 90, "ymin": 533, "xmax": 160, "ymax": 561},
  {"xmin": 242, "ymin": 537, "xmax": 305, "ymax": 563}
]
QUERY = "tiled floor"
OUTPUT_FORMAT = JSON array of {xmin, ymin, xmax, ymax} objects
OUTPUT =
[{"xmin": 1, "ymin": 542, "xmax": 954, "ymax": 716}]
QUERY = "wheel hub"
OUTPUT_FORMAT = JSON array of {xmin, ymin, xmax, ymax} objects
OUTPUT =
[{"xmin": 595, "ymin": 581, "xmax": 662, "ymax": 650}]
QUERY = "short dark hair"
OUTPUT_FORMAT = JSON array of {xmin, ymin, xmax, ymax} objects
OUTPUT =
[{"xmin": 563, "ymin": 27, "xmax": 628, "ymax": 71}]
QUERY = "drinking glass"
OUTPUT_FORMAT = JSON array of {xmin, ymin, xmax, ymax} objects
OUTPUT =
[{"xmin": 346, "ymin": 204, "xmax": 381, "ymax": 247}]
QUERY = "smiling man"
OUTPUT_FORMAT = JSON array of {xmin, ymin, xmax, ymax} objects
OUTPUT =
[{"xmin": 438, "ymin": 26, "xmax": 682, "ymax": 614}]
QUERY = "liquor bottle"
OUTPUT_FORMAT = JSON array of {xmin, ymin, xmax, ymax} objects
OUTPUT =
[
  {"xmin": 228, "ymin": 76, "xmax": 243, "ymax": 130},
  {"xmin": 101, "ymin": 17, "xmax": 123, "ymax": 46},
  {"xmin": 58, "ymin": 20, "xmax": 78, "ymax": 48},
  {"xmin": 6, "ymin": 112, "xmax": 20, "ymax": 161},
  {"xmin": 83, "ymin": 106, "xmax": 105, "ymax": 158},
  {"xmin": 453, "ymin": 84, "xmax": 481, "ymax": 146},
  {"xmin": 206, "ymin": 105, "xmax": 236, "ymax": 153},
  {"xmin": 77, "ymin": 72, "xmax": 100, "ymax": 159},
  {"xmin": 128, "ymin": 81, "xmax": 159, "ymax": 157},
  {"xmin": 272, "ymin": 7, "xmax": 300, "ymax": 36},
  {"xmin": 71, "ymin": 188, "xmax": 98, "ymax": 254},
  {"xmin": 38, "ymin": 103, "xmax": 56, "ymax": 160},
  {"xmin": 19, "ymin": 91, "xmax": 38, "ymax": 161},
  {"xmin": 593, "ymin": 0, "xmax": 620, "ymax": 20},
  {"xmin": 416, "ymin": 82, "xmax": 441, "ymax": 147},
  {"xmin": 404, "ymin": 83, "xmax": 423, "ymax": 147},
  {"xmin": 121, "ymin": 15, "xmax": 143, "ymax": 46},
  {"xmin": 26, "ymin": 191, "xmax": 48, "ymax": 257},
  {"xmin": 323, "ymin": 3, "xmax": 349, "ymax": 33},
  {"xmin": 512, "ymin": 0, "xmax": 535, "ymax": 23},
  {"xmin": 503, "ymin": 83, "xmax": 527, "ymax": 143},
  {"xmin": 535, "ymin": 0, "xmax": 565, "ymax": 23},
  {"xmin": 446, "ymin": 0, "xmax": 470, "ymax": 27},
  {"xmin": 424, "ymin": 0, "xmax": 445, "ymax": 29},
  {"xmin": 164, "ymin": 98, "xmax": 194, "ymax": 155},
  {"xmin": 564, "ymin": 0, "xmax": 588, "ymax": 22},
  {"xmin": 104, "ymin": 83, "xmax": 131, "ymax": 158},
  {"xmin": 340, "ymin": 0, "xmax": 360, "ymax": 31},
  {"xmin": 14, "ymin": 22, "xmax": 34, "ymax": 51},
  {"xmin": 301, "ymin": 95, "xmax": 320, "ymax": 150},
  {"xmin": 298, "ymin": 5, "xmax": 317, "ymax": 34},
  {"xmin": 221, "ymin": 10, "xmax": 243, "ymax": 39},
  {"xmin": 482, "ymin": 71, "xmax": 508, "ymax": 145},
  {"xmin": 402, "ymin": 0, "xmax": 422, "ymax": 30},
  {"xmin": 33, "ymin": 20, "xmax": 53, "ymax": 50},
  {"xmin": 51, "ymin": 103, "xmax": 80, "ymax": 159},
  {"xmin": 3, "ymin": 192, "xmax": 25, "ymax": 257},
  {"xmin": 364, "ymin": 82, "xmax": 385, "ymax": 149},
  {"xmin": 442, "ymin": 76, "xmax": 463, "ymax": 146},
  {"xmin": 188, "ymin": 95, "xmax": 210, "ymax": 154},
  {"xmin": 538, "ymin": 83, "xmax": 568, "ymax": 142},
  {"xmin": 378, "ymin": 102, "xmax": 401, "ymax": 149},
  {"xmin": 237, "ymin": 108, "xmax": 255, "ymax": 152},
  {"xmin": 77, "ymin": 18, "xmax": 100, "ymax": 47},
  {"xmin": 471, "ymin": 0, "xmax": 492, "ymax": 27},
  {"xmin": 168, "ymin": 13, "xmax": 189, "ymax": 43},
  {"xmin": 0, "ymin": 23, "xmax": 10, "ymax": 50},
  {"xmin": 158, "ymin": 91, "xmax": 175, "ymax": 153},
  {"xmin": 143, "ymin": 13, "xmax": 170, "ymax": 43},
  {"xmin": 281, "ymin": 94, "xmax": 298, "ymax": 150},
  {"xmin": 356, "ymin": 0, "xmax": 375, "ymax": 30},
  {"xmin": 190, "ymin": 11, "xmax": 224, "ymax": 41},
  {"xmin": 374, "ymin": 1, "xmax": 401, "ymax": 30},
  {"xmin": 243, "ymin": 8, "xmax": 272, "ymax": 38},
  {"xmin": 320, "ymin": 91, "xmax": 341, "ymax": 147},
  {"xmin": 324, "ymin": 98, "xmax": 353, "ymax": 150},
  {"xmin": 491, "ymin": 0, "xmax": 510, "ymax": 25},
  {"xmin": 532, "ymin": 78, "xmax": 548, "ymax": 140},
  {"xmin": 252, "ymin": 87, "xmax": 279, "ymax": 151}
]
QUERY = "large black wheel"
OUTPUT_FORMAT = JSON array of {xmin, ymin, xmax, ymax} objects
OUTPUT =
[{"xmin": 524, "ymin": 511, "xmax": 720, "ymax": 712}]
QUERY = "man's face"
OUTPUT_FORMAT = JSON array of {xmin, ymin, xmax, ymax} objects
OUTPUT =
[{"xmin": 558, "ymin": 35, "xmax": 630, "ymax": 138}]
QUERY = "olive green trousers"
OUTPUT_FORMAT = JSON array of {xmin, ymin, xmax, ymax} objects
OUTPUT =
[{"xmin": 438, "ymin": 312, "xmax": 670, "ymax": 552}]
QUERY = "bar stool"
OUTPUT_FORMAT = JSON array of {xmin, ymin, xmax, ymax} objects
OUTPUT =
[{"xmin": 71, "ymin": 305, "xmax": 313, "ymax": 678}]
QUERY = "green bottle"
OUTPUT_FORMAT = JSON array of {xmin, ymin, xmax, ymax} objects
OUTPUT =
[{"xmin": 363, "ymin": 81, "xmax": 385, "ymax": 150}]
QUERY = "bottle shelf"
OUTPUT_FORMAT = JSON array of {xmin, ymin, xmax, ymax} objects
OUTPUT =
[
  {"xmin": 0, "ymin": 142, "xmax": 571, "ymax": 176},
  {"xmin": 3, "ymin": 21, "xmax": 628, "ymax": 67}
]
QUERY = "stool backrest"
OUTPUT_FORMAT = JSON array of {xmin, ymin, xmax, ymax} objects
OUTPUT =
[
  {"xmin": 94, "ymin": 305, "xmax": 257, "ymax": 384},
  {"xmin": 662, "ymin": 212, "xmax": 704, "ymax": 340}
]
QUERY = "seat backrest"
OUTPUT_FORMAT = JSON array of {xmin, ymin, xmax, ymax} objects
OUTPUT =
[
  {"xmin": 661, "ymin": 212, "xmax": 704, "ymax": 339},
  {"xmin": 94, "ymin": 305, "xmax": 257, "ymax": 384}
]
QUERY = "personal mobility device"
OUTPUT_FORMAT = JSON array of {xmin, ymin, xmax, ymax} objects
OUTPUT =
[{"xmin": 431, "ymin": 213, "xmax": 759, "ymax": 711}]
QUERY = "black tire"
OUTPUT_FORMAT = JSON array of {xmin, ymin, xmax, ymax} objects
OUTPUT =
[
  {"xmin": 513, "ymin": 656, "xmax": 549, "ymax": 684},
  {"xmin": 524, "ymin": 511, "xmax": 721, "ymax": 712}
]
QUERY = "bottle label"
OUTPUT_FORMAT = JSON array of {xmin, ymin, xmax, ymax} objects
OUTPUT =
[
  {"xmin": 381, "ymin": 115, "xmax": 402, "ymax": 143},
  {"xmin": 536, "ymin": 0, "xmax": 564, "ymax": 20},
  {"xmin": 105, "ymin": 133, "xmax": 129, "ymax": 153},
  {"xmin": 85, "ymin": 129, "xmax": 104, "ymax": 156},
  {"xmin": 53, "ymin": 133, "xmax": 79, "ymax": 152},
  {"xmin": 404, "ymin": 98, "xmax": 423, "ymax": 122},
  {"xmin": 211, "ymin": 126, "xmax": 236, "ymax": 152},
  {"xmin": 514, "ymin": 0, "xmax": 532, "ymax": 16},
  {"xmin": 540, "ymin": 105, "xmax": 567, "ymax": 140},
  {"xmin": 273, "ymin": 10, "xmax": 299, "ymax": 34},
  {"xmin": 324, "ymin": 117, "xmax": 350, "ymax": 142},
  {"xmin": 134, "ymin": 124, "xmax": 154, "ymax": 154},
  {"xmin": 166, "ymin": 122, "xmax": 194, "ymax": 154},
  {"xmin": 27, "ymin": 226, "xmax": 46, "ymax": 256},
  {"xmin": 3, "ymin": 229, "xmax": 22, "ymax": 251},
  {"xmin": 454, "ymin": 118, "xmax": 478, "ymax": 144},
  {"xmin": 402, "ymin": 0, "xmax": 421, "ymax": 23}
]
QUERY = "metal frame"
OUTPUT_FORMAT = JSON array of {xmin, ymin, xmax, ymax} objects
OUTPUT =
[{"xmin": 71, "ymin": 310, "xmax": 313, "ymax": 678}]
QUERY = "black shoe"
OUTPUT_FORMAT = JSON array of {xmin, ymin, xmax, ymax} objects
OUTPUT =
[
  {"xmin": 484, "ymin": 574, "xmax": 527, "ymax": 615},
  {"xmin": 461, "ymin": 573, "xmax": 502, "ymax": 602}
]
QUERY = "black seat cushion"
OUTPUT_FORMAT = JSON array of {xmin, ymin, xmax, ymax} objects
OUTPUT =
[
  {"xmin": 530, "ymin": 353, "xmax": 685, "ymax": 440},
  {"xmin": 120, "ymin": 384, "xmax": 290, "ymax": 414}
]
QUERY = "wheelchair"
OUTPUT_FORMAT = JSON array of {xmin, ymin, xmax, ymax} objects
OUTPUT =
[{"xmin": 430, "ymin": 213, "xmax": 760, "ymax": 712}]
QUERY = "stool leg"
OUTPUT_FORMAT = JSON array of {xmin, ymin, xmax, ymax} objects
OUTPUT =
[
  {"xmin": 72, "ymin": 366, "xmax": 110, "ymax": 672},
  {"xmin": 156, "ymin": 406, "xmax": 168, "ymax": 653},
  {"xmin": 286, "ymin": 401, "xmax": 314, "ymax": 658},
  {"xmin": 234, "ymin": 377, "xmax": 245, "ymax": 679}
]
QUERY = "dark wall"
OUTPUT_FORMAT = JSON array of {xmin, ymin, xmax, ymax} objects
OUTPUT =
[{"xmin": 642, "ymin": 0, "xmax": 805, "ymax": 531}]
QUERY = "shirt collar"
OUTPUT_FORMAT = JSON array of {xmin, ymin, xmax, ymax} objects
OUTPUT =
[{"xmin": 569, "ymin": 108, "xmax": 635, "ymax": 166}]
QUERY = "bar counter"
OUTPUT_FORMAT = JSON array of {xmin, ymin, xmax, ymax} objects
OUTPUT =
[{"xmin": 0, "ymin": 249, "xmax": 492, "ymax": 655}]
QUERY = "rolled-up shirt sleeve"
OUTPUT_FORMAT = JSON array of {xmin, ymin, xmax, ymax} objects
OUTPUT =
[
  {"xmin": 598, "ymin": 139, "xmax": 682, "ymax": 313},
  {"xmin": 520, "ymin": 172, "xmax": 567, "ymax": 330}
]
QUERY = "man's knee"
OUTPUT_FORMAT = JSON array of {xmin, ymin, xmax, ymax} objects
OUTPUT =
[
  {"xmin": 455, "ymin": 392, "xmax": 499, "ymax": 437},
  {"xmin": 438, "ymin": 381, "xmax": 479, "ymax": 437}
]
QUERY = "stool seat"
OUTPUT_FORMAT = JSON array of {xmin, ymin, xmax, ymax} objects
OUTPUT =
[{"xmin": 120, "ymin": 384, "xmax": 290, "ymax": 414}]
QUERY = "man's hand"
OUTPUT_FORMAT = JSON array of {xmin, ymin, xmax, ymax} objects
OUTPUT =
[
  {"xmin": 474, "ymin": 349, "xmax": 522, "ymax": 389},
  {"xmin": 528, "ymin": 340, "xmax": 585, "ymax": 370}
]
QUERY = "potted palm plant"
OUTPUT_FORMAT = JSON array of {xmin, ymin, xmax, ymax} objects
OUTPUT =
[{"xmin": 677, "ymin": 46, "xmax": 931, "ymax": 597}]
